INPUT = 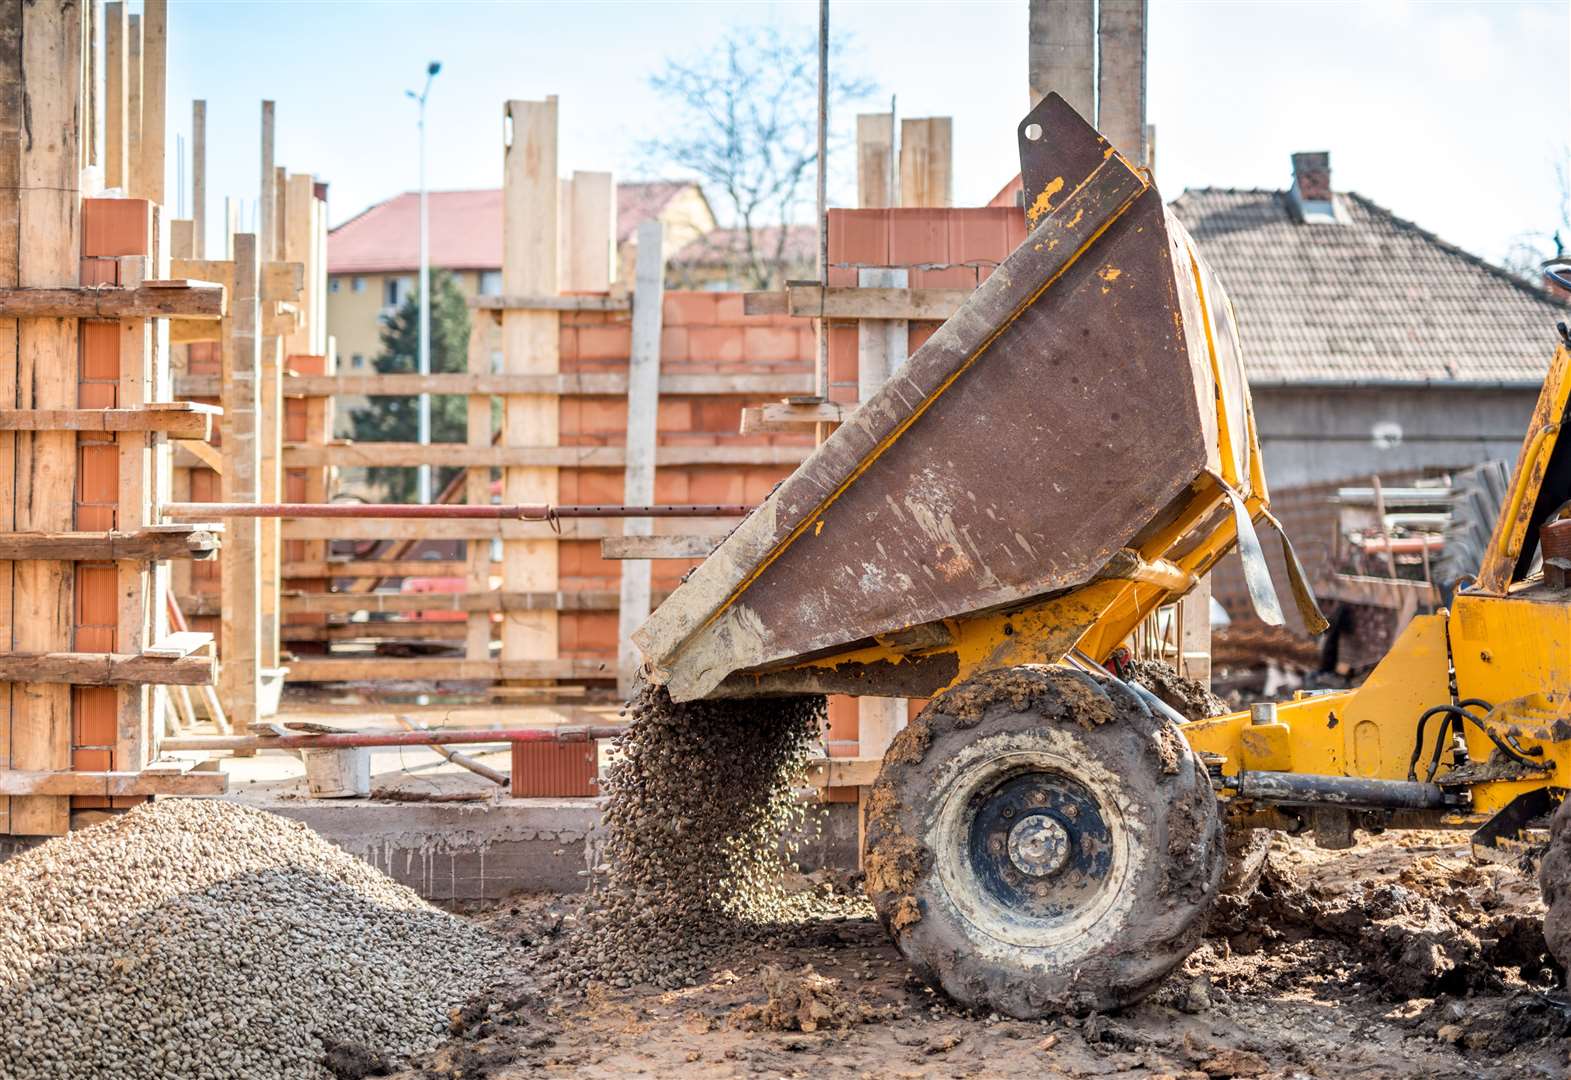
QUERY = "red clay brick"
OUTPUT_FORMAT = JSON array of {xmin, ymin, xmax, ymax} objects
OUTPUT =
[
  {"xmin": 82, "ymin": 198, "xmax": 151, "ymax": 257},
  {"xmin": 659, "ymin": 326, "xmax": 688, "ymax": 362},
  {"xmin": 79, "ymin": 257, "xmax": 118, "ymax": 286},
  {"xmin": 74, "ymin": 687, "xmax": 118, "ymax": 746},
  {"xmin": 687, "ymin": 325, "xmax": 744, "ymax": 362},
  {"xmin": 76, "ymin": 443, "xmax": 118, "ymax": 530},
  {"xmin": 287, "ymin": 354, "xmax": 328, "ymax": 376},
  {"xmin": 80, "ymin": 321, "xmax": 120, "ymax": 380},
  {"xmin": 714, "ymin": 293, "xmax": 746, "ymax": 324},
  {"xmin": 664, "ymin": 292, "xmax": 718, "ymax": 327},
  {"xmin": 652, "ymin": 471, "xmax": 690, "ymax": 503},
  {"xmin": 573, "ymin": 469, "xmax": 624, "ymax": 504},
  {"xmin": 742, "ymin": 325, "xmax": 799, "ymax": 363},
  {"xmin": 911, "ymin": 265, "xmax": 978, "ymax": 289},
  {"xmin": 829, "ymin": 208, "xmax": 889, "ymax": 266},
  {"xmin": 888, "ymin": 208, "xmax": 950, "ymax": 266},
  {"xmin": 693, "ymin": 399, "xmax": 743, "ymax": 434},
  {"xmin": 577, "ymin": 325, "xmax": 628, "ymax": 362},
  {"xmin": 656, "ymin": 399, "xmax": 692, "ymax": 432},
  {"xmin": 284, "ymin": 398, "xmax": 307, "ymax": 442},
  {"xmin": 72, "ymin": 747, "xmax": 112, "ymax": 772},
  {"xmin": 511, "ymin": 740, "xmax": 597, "ymax": 797},
  {"xmin": 75, "ymin": 563, "xmax": 118, "ymax": 627},
  {"xmin": 688, "ymin": 471, "xmax": 745, "ymax": 504},
  {"xmin": 908, "ymin": 322, "xmax": 941, "ymax": 352},
  {"xmin": 577, "ymin": 398, "xmax": 627, "ymax": 435}
]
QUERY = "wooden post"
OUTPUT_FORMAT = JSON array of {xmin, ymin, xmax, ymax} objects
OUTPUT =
[
  {"xmin": 562, "ymin": 171, "xmax": 615, "ymax": 292},
  {"xmin": 500, "ymin": 98, "xmax": 560, "ymax": 681},
  {"xmin": 1097, "ymin": 0, "xmax": 1147, "ymax": 165},
  {"xmin": 220, "ymin": 235, "xmax": 260, "ymax": 734},
  {"xmin": 1029, "ymin": 0, "xmax": 1095, "ymax": 117},
  {"xmin": 191, "ymin": 100, "xmax": 206, "ymax": 258},
  {"xmin": 856, "ymin": 266, "xmax": 909, "ymax": 811},
  {"xmin": 1179, "ymin": 579, "xmax": 1212, "ymax": 687},
  {"xmin": 898, "ymin": 118, "xmax": 952, "ymax": 209},
  {"xmin": 134, "ymin": 0, "xmax": 165, "ymax": 205},
  {"xmin": 114, "ymin": 235, "xmax": 154, "ymax": 794},
  {"xmin": 126, "ymin": 13, "xmax": 141, "ymax": 196},
  {"xmin": 104, "ymin": 2, "xmax": 128, "ymax": 191},
  {"xmin": 284, "ymin": 173, "xmax": 316, "ymax": 357},
  {"xmin": 464, "ymin": 318, "xmax": 494, "ymax": 665},
  {"xmin": 3, "ymin": 0, "xmax": 85, "ymax": 835},
  {"xmin": 617, "ymin": 220, "xmax": 664, "ymax": 696},
  {"xmin": 258, "ymin": 102, "xmax": 275, "ymax": 262},
  {"xmin": 856, "ymin": 113, "xmax": 894, "ymax": 209}
]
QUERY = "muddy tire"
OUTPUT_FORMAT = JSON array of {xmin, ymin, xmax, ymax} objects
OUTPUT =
[
  {"xmin": 1540, "ymin": 792, "xmax": 1571, "ymax": 974},
  {"xmin": 863, "ymin": 665, "xmax": 1224, "ymax": 1017}
]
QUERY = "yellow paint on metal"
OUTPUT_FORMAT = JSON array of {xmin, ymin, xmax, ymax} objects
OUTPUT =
[{"xmin": 1241, "ymin": 722, "xmax": 1293, "ymax": 772}]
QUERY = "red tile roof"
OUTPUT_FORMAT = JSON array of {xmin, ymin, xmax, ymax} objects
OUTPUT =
[
  {"xmin": 328, "ymin": 182, "xmax": 702, "ymax": 275},
  {"xmin": 670, "ymin": 225, "xmax": 818, "ymax": 268}
]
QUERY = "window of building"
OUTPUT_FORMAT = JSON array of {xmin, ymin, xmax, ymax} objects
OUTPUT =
[
  {"xmin": 351, "ymin": 276, "xmax": 365, "ymax": 293},
  {"xmin": 384, "ymin": 278, "xmax": 402, "ymax": 308},
  {"xmin": 350, "ymin": 353, "xmax": 366, "ymax": 370},
  {"xmin": 478, "ymin": 270, "xmax": 502, "ymax": 296},
  {"xmin": 329, "ymin": 277, "xmax": 341, "ymax": 294}
]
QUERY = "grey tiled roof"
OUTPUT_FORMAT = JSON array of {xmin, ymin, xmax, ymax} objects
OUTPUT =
[{"xmin": 1170, "ymin": 188, "xmax": 1567, "ymax": 386}]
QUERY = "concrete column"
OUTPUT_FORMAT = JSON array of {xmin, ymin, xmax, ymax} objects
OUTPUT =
[
  {"xmin": 1029, "ymin": 0, "xmax": 1095, "ymax": 118},
  {"xmin": 1097, "ymin": 0, "xmax": 1148, "ymax": 164}
]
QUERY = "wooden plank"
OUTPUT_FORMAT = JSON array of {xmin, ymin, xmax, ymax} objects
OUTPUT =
[
  {"xmin": 104, "ymin": 2, "xmax": 128, "ymax": 191},
  {"xmin": 0, "ymin": 528, "xmax": 221, "ymax": 561},
  {"xmin": 285, "ymin": 657, "xmax": 609, "ymax": 683},
  {"xmin": 0, "ymin": 652, "xmax": 214, "ymax": 686},
  {"xmin": 284, "ymin": 174, "xmax": 315, "ymax": 356},
  {"xmin": 601, "ymin": 534, "xmax": 719, "ymax": 560},
  {"xmin": 182, "ymin": 371, "xmax": 810, "ymax": 398},
  {"xmin": 173, "ymin": 437, "xmax": 221, "ymax": 472},
  {"xmin": 470, "ymin": 294, "xmax": 628, "ymax": 313},
  {"xmin": 259, "ymin": 102, "xmax": 275, "ymax": 261},
  {"xmin": 0, "ymin": 769, "xmax": 227, "ymax": 797},
  {"xmin": 899, "ymin": 117, "xmax": 953, "ymax": 208},
  {"xmin": 8, "ymin": 0, "xmax": 85, "ymax": 836},
  {"xmin": 0, "ymin": 406, "xmax": 217, "ymax": 438},
  {"xmin": 856, "ymin": 112, "xmax": 894, "ymax": 209},
  {"xmin": 282, "ymin": 518, "xmax": 740, "ymax": 542},
  {"xmin": 562, "ymin": 170, "xmax": 615, "ymax": 292},
  {"xmin": 283, "ymin": 623, "xmax": 469, "ymax": 643},
  {"xmin": 142, "ymin": 631, "xmax": 213, "ymax": 659},
  {"xmin": 465, "ymin": 305, "xmax": 493, "ymax": 663},
  {"xmin": 804, "ymin": 757, "xmax": 883, "ymax": 788},
  {"xmin": 741, "ymin": 291, "xmax": 789, "ymax": 317},
  {"xmin": 281, "ymin": 559, "xmax": 477, "ymax": 579},
  {"xmin": 135, "ymin": 0, "xmax": 166, "ymax": 204},
  {"xmin": 618, "ymin": 220, "xmax": 665, "ymax": 694},
  {"xmin": 0, "ymin": 283, "xmax": 225, "ymax": 319},
  {"xmin": 501, "ymin": 98, "xmax": 561, "ymax": 683},
  {"xmin": 283, "ymin": 589, "xmax": 629, "ymax": 614},
  {"xmin": 126, "ymin": 13, "xmax": 142, "ymax": 197},
  {"xmin": 784, "ymin": 285, "xmax": 967, "ymax": 321},
  {"xmin": 280, "ymin": 442, "xmax": 809, "ymax": 469},
  {"xmin": 221, "ymin": 238, "xmax": 260, "ymax": 731},
  {"xmin": 740, "ymin": 401, "xmax": 847, "ymax": 434},
  {"xmin": 191, "ymin": 100, "xmax": 206, "ymax": 258}
]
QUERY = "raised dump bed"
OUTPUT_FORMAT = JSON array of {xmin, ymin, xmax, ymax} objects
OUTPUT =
[{"xmin": 636, "ymin": 94, "xmax": 1319, "ymax": 706}]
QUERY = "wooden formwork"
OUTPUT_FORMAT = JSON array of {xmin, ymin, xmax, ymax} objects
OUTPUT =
[{"xmin": 0, "ymin": 0, "xmax": 228, "ymax": 836}]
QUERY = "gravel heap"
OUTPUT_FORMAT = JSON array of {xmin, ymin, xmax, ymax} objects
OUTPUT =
[
  {"xmin": 0, "ymin": 800, "xmax": 509, "ymax": 1080},
  {"xmin": 541, "ymin": 680, "xmax": 866, "ymax": 993}
]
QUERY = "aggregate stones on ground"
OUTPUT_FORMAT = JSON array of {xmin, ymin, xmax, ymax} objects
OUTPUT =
[{"xmin": 0, "ymin": 799, "xmax": 513, "ymax": 1080}]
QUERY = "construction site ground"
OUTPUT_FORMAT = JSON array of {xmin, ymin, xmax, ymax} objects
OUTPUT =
[{"xmin": 382, "ymin": 830, "xmax": 1571, "ymax": 1080}]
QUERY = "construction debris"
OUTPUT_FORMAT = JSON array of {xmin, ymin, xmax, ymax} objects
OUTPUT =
[
  {"xmin": 0, "ymin": 801, "xmax": 509, "ymax": 1080},
  {"xmin": 537, "ymin": 681, "xmax": 867, "ymax": 994}
]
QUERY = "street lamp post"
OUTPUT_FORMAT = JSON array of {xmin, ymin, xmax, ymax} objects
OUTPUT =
[{"xmin": 407, "ymin": 60, "xmax": 442, "ymax": 504}]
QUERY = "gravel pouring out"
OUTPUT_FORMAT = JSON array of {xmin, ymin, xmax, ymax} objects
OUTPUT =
[
  {"xmin": 0, "ymin": 800, "xmax": 509, "ymax": 1080},
  {"xmin": 539, "ymin": 681, "xmax": 869, "ymax": 994}
]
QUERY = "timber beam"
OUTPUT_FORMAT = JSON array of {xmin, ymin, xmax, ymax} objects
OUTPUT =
[
  {"xmin": 743, "ymin": 285, "xmax": 968, "ymax": 321},
  {"xmin": 0, "ymin": 281, "xmax": 225, "ymax": 319},
  {"xmin": 0, "ymin": 651, "xmax": 216, "ymax": 686},
  {"xmin": 0, "ymin": 402, "xmax": 220, "ymax": 439},
  {"xmin": 0, "ymin": 526, "xmax": 221, "ymax": 561}
]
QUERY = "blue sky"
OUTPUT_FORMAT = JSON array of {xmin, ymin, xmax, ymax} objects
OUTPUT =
[{"xmin": 160, "ymin": 0, "xmax": 1567, "ymax": 269}]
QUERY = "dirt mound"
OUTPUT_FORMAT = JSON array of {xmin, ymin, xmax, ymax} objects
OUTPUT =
[
  {"xmin": 536, "ymin": 682, "xmax": 868, "ymax": 996},
  {"xmin": 0, "ymin": 800, "xmax": 508, "ymax": 1080},
  {"xmin": 1208, "ymin": 847, "xmax": 1558, "ymax": 999},
  {"xmin": 1121, "ymin": 658, "xmax": 1230, "ymax": 721},
  {"xmin": 1540, "ymin": 791, "xmax": 1571, "ymax": 972},
  {"xmin": 729, "ymin": 964, "xmax": 869, "ymax": 1032}
]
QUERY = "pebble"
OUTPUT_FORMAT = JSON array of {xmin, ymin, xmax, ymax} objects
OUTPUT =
[{"xmin": 0, "ymin": 800, "xmax": 510, "ymax": 1079}]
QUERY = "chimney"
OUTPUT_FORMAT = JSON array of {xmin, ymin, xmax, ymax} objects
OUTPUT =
[{"xmin": 1289, "ymin": 151, "xmax": 1336, "ymax": 223}]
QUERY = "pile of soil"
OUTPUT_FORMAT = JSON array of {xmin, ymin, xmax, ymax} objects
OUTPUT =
[{"xmin": 728, "ymin": 964, "xmax": 874, "ymax": 1032}]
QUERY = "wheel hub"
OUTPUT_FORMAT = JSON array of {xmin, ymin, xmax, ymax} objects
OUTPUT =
[
  {"xmin": 1007, "ymin": 814, "xmax": 1071, "ymax": 876},
  {"xmin": 966, "ymin": 770, "xmax": 1114, "ymax": 922}
]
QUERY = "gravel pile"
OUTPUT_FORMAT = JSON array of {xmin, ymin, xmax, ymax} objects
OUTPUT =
[
  {"xmin": 540, "ymin": 681, "xmax": 867, "ymax": 993},
  {"xmin": 0, "ymin": 800, "xmax": 509, "ymax": 1080}
]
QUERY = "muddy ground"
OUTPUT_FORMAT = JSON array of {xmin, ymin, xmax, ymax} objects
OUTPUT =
[{"xmin": 373, "ymin": 830, "xmax": 1570, "ymax": 1080}]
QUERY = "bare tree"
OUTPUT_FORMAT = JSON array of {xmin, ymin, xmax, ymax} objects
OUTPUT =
[
  {"xmin": 643, "ymin": 26, "xmax": 876, "ymax": 289},
  {"xmin": 1502, "ymin": 150, "xmax": 1569, "ymax": 289}
]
